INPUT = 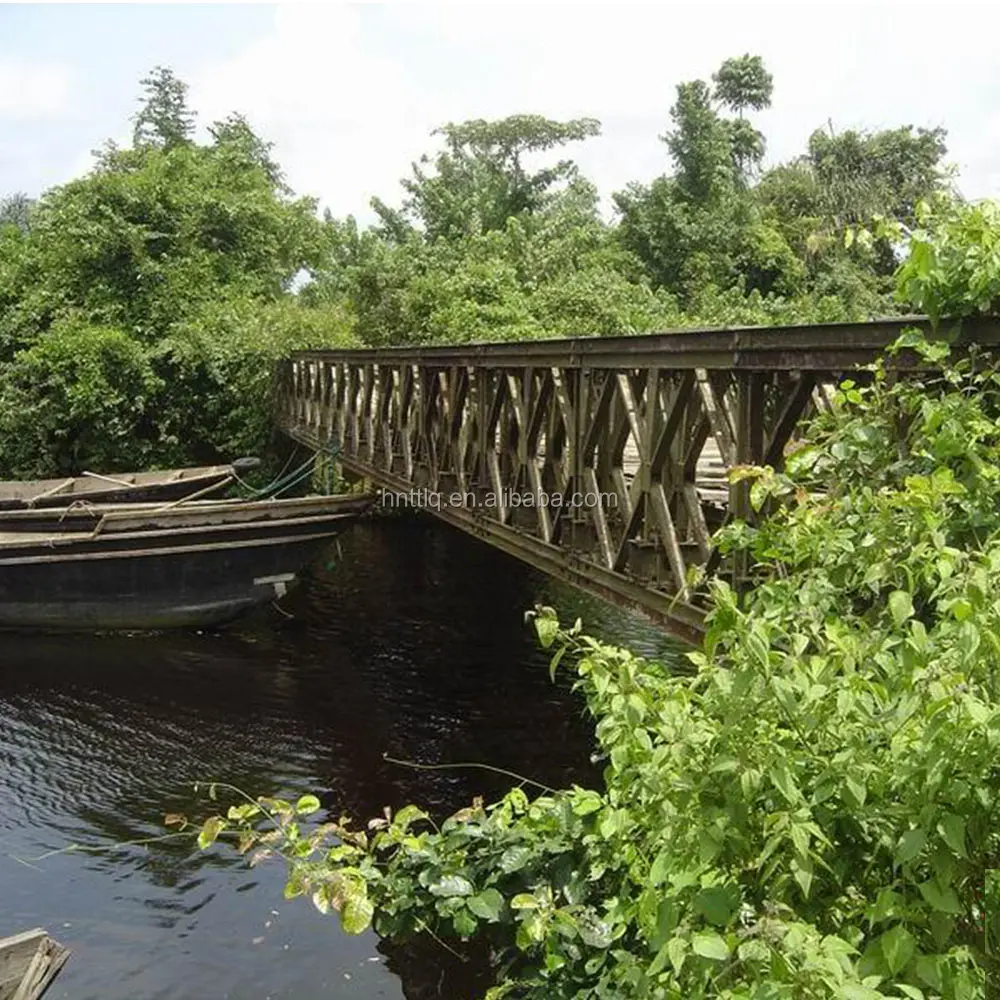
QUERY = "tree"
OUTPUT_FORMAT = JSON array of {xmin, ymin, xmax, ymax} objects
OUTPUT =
[
  {"xmin": 712, "ymin": 53, "xmax": 774, "ymax": 115},
  {"xmin": 390, "ymin": 114, "xmax": 601, "ymax": 240},
  {"xmin": 0, "ymin": 320, "xmax": 160, "ymax": 477},
  {"xmin": 617, "ymin": 54, "xmax": 946, "ymax": 315},
  {"xmin": 0, "ymin": 193, "xmax": 33, "ymax": 234},
  {"xmin": 616, "ymin": 56, "xmax": 792, "ymax": 302},
  {"xmin": 0, "ymin": 69, "xmax": 338, "ymax": 476},
  {"xmin": 753, "ymin": 124, "xmax": 950, "ymax": 309},
  {"xmin": 4, "ymin": 133, "xmax": 325, "ymax": 342},
  {"xmin": 132, "ymin": 66, "xmax": 195, "ymax": 148},
  {"xmin": 210, "ymin": 112, "xmax": 285, "ymax": 189},
  {"xmin": 664, "ymin": 80, "xmax": 736, "ymax": 203},
  {"xmin": 807, "ymin": 123, "xmax": 948, "ymax": 228}
]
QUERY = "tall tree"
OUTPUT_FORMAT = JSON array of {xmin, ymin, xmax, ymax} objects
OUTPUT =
[
  {"xmin": 0, "ymin": 193, "xmax": 33, "ymax": 234},
  {"xmin": 712, "ymin": 54, "xmax": 774, "ymax": 115},
  {"xmin": 665, "ymin": 80, "xmax": 736, "ymax": 203},
  {"xmin": 616, "ymin": 55, "xmax": 789, "ymax": 300},
  {"xmin": 386, "ymin": 114, "xmax": 601, "ymax": 240},
  {"xmin": 210, "ymin": 112, "xmax": 285, "ymax": 189},
  {"xmin": 132, "ymin": 66, "xmax": 195, "ymax": 148}
]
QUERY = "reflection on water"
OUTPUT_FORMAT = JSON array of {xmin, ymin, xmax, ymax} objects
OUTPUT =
[{"xmin": 0, "ymin": 516, "xmax": 684, "ymax": 999}]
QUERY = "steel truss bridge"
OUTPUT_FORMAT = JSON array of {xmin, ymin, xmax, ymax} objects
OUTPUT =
[{"xmin": 274, "ymin": 317, "xmax": 997, "ymax": 642}]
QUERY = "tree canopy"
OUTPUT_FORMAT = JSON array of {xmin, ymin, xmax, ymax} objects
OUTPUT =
[{"xmin": 0, "ymin": 56, "xmax": 964, "ymax": 476}]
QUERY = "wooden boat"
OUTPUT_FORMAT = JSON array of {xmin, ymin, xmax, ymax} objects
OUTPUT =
[
  {"xmin": 0, "ymin": 493, "xmax": 373, "ymax": 631},
  {"xmin": 0, "ymin": 464, "xmax": 242, "ymax": 511},
  {"xmin": 0, "ymin": 928, "xmax": 69, "ymax": 1000}
]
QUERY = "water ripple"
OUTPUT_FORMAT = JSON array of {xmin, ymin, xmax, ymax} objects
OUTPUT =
[{"xmin": 0, "ymin": 517, "xmax": 681, "ymax": 999}]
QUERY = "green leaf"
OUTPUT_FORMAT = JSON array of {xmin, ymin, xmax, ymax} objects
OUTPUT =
[
  {"xmin": 548, "ymin": 645, "xmax": 566, "ymax": 682},
  {"xmin": 647, "ymin": 940, "xmax": 671, "ymax": 977},
  {"xmin": 428, "ymin": 874, "xmax": 474, "ymax": 898},
  {"xmin": 889, "ymin": 590, "xmax": 914, "ymax": 626},
  {"xmin": 453, "ymin": 908, "xmax": 477, "ymax": 937},
  {"xmin": 577, "ymin": 913, "xmax": 612, "ymax": 949},
  {"xmin": 869, "ymin": 888, "xmax": 902, "ymax": 925},
  {"xmin": 535, "ymin": 615, "xmax": 559, "ymax": 649},
  {"xmin": 511, "ymin": 893, "xmax": 539, "ymax": 910},
  {"xmin": 649, "ymin": 848, "xmax": 671, "ymax": 887},
  {"xmin": 467, "ymin": 888, "xmax": 504, "ymax": 922},
  {"xmin": 917, "ymin": 879, "xmax": 962, "ymax": 914},
  {"xmin": 340, "ymin": 893, "xmax": 374, "ymax": 934},
  {"xmin": 894, "ymin": 828, "xmax": 926, "ymax": 865},
  {"xmin": 786, "ymin": 445, "xmax": 820, "ymax": 477},
  {"xmin": 915, "ymin": 954, "xmax": 946, "ymax": 991},
  {"xmin": 769, "ymin": 763, "xmax": 799, "ymax": 805},
  {"xmin": 393, "ymin": 805, "xmax": 429, "ymax": 831},
  {"xmin": 950, "ymin": 598, "xmax": 973, "ymax": 622},
  {"xmin": 937, "ymin": 813, "xmax": 967, "ymax": 858},
  {"xmin": 226, "ymin": 803, "xmax": 261, "ymax": 821},
  {"xmin": 666, "ymin": 936, "xmax": 687, "ymax": 974},
  {"xmin": 693, "ymin": 886, "xmax": 738, "ymax": 927},
  {"xmin": 846, "ymin": 774, "xmax": 867, "ymax": 807},
  {"xmin": 500, "ymin": 845, "xmax": 532, "ymax": 873},
  {"xmin": 839, "ymin": 986, "xmax": 886, "ymax": 1000},
  {"xmin": 691, "ymin": 931, "xmax": 729, "ymax": 961},
  {"xmin": 571, "ymin": 789, "xmax": 604, "ymax": 816},
  {"xmin": 197, "ymin": 815, "xmax": 224, "ymax": 850},
  {"xmin": 283, "ymin": 872, "xmax": 305, "ymax": 899},
  {"xmin": 791, "ymin": 856, "xmax": 813, "ymax": 899},
  {"xmin": 879, "ymin": 923, "xmax": 916, "ymax": 975},
  {"xmin": 295, "ymin": 794, "xmax": 321, "ymax": 816}
]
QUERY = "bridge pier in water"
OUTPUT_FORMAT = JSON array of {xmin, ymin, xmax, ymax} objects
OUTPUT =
[{"xmin": 274, "ymin": 317, "xmax": 999, "ymax": 642}]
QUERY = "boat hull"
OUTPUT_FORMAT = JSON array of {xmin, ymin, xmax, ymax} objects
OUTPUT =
[{"xmin": 0, "ymin": 500, "xmax": 369, "ymax": 631}]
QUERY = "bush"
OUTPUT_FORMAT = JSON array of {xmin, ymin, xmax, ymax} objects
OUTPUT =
[
  {"xmin": 0, "ymin": 319, "xmax": 160, "ymax": 477},
  {"xmin": 0, "ymin": 299, "xmax": 356, "ymax": 478}
]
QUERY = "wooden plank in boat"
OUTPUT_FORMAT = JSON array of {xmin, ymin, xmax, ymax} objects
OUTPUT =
[
  {"xmin": 0, "ymin": 929, "xmax": 69, "ymax": 1000},
  {"xmin": 0, "ymin": 465, "xmax": 234, "ymax": 509}
]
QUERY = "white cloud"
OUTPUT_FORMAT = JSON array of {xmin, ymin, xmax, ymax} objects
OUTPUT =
[
  {"xmin": 0, "ymin": 59, "xmax": 73, "ymax": 120},
  {"xmin": 186, "ymin": 3, "xmax": 1000, "ymax": 221},
  {"xmin": 190, "ymin": 4, "xmax": 431, "ymax": 220}
]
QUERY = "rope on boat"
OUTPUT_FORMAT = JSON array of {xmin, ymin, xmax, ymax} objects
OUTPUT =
[{"xmin": 233, "ymin": 439, "xmax": 343, "ymax": 500}]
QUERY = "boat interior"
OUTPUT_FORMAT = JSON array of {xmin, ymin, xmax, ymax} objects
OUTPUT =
[{"xmin": 0, "ymin": 466, "xmax": 233, "ymax": 503}]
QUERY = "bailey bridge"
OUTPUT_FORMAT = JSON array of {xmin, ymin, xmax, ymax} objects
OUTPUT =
[{"xmin": 273, "ymin": 317, "xmax": 998, "ymax": 642}]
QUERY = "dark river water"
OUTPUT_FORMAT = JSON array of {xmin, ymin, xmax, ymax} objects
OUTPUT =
[{"xmin": 0, "ymin": 516, "xmax": 683, "ymax": 1000}]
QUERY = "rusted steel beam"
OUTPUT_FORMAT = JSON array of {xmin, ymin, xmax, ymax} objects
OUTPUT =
[{"xmin": 287, "ymin": 316, "xmax": 1000, "ymax": 371}]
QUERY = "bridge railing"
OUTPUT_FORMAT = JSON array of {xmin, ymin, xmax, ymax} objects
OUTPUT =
[{"xmin": 274, "ymin": 316, "xmax": 1000, "ymax": 641}]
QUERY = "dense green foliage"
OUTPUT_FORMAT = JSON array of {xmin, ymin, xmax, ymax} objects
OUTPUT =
[
  {"xmin": 0, "ymin": 67, "xmax": 352, "ymax": 476},
  {"xmin": 308, "ymin": 53, "xmax": 952, "ymax": 347},
  {"xmin": 186, "ymin": 210, "xmax": 1000, "ymax": 999},
  {"xmin": 614, "ymin": 61, "xmax": 947, "ymax": 315},
  {"xmin": 0, "ymin": 55, "xmax": 957, "ymax": 475}
]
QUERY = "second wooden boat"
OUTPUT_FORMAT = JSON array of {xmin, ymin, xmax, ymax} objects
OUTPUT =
[{"xmin": 0, "ymin": 493, "xmax": 374, "ymax": 631}]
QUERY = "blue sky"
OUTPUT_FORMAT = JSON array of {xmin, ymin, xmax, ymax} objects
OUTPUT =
[{"xmin": 3, "ymin": 3, "xmax": 1000, "ymax": 223}]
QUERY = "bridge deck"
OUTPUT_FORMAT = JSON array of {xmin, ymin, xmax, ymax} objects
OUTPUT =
[{"xmin": 275, "ymin": 316, "xmax": 1000, "ymax": 641}]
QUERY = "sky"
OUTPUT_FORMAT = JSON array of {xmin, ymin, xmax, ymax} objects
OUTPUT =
[{"xmin": 3, "ymin": 2, "xmax": 1000, "ymax": 224}]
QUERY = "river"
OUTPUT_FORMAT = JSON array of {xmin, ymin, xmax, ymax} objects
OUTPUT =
[{"xmin": 0, "ymin": 516, "xmax": 684, "ymax": 999}]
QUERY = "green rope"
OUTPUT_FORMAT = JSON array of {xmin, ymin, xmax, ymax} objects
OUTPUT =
[{"xmin": 237, "ymin": 440, "xmax": 342, "ymax": 500}]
